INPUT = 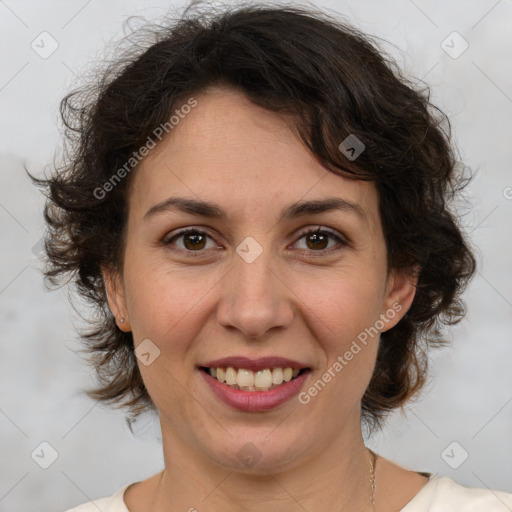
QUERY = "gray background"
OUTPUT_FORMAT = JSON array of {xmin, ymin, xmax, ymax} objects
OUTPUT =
[{"xmin": 1, "ymin": 1, "xmax": 511, "ymax": 511}]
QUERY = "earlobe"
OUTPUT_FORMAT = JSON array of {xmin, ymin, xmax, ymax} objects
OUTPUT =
[
  {"xmin": 102, "ymin": 266, "xmax": 131, "ymax": 332},
  {"xmin": 381, "ymin": 266, "xmax": 419, "ymax": 332}
]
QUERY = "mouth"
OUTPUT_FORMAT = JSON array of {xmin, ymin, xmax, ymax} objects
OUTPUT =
[
  {"xmin": 199, "ymin": 364, "xmax": 312, "ymax": 412},
  {"xmin": 199, "ymin": 366, "xmax": 310, "ymax": 392},
  {"xmin": 197, "ymin": 356, "xmax": 312, "ymax": 411}
]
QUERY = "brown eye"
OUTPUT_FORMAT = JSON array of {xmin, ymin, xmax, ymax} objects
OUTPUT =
[
  {"xmin": 182, "ymin": 232, "xmax": 207, "ymax": 250},
  {"xmin": 294, "ymin": 227, "xmax": 348, "ymax": 253},
  {"xmin": 164, "ymin": 229, "xmax": 215, "ymax": 252},
  {"xmin": 305, "ymin": 231, "xmax": 329, "ymax": 250}
]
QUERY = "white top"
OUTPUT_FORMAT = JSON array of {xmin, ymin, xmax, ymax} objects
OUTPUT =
[{"xmin": 65, "ymin": 473, "xmax": 512, "ymax": 512}]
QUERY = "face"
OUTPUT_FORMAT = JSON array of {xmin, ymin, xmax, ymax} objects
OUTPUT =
[{"xmin": 104, "ymin": 86, "xmax": 416, "ymax": 473}]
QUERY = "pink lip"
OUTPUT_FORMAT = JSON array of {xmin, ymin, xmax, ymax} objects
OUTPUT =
[
  {"xmin": 199, "ymin": 368, "xmax": 311, "ymax": 412},
  {"xmin": 199, "ymin": 356, "xmax": 309, "ymax": 372}
]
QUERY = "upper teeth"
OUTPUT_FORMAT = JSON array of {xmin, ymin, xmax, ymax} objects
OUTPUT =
[{"xmin": 209, "ymin": 367, "xmax": 301, "ymax": 391}]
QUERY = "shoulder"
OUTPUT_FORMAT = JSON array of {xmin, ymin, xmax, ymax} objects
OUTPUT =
[
  {"xmin": 402, "ymin": 475, "xmax": 512, "ymax": 511},
  {"xmin": 63, "ymin": 483, "xmax": 132, "ymax": 512}
]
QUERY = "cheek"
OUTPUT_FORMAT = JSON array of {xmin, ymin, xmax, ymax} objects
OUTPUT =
[
  {"xmin": 299, "ymin": 267, "xmax": 386, "ymax": 344},
  {"xmin": 122, "ymin": 253, "xmax": 197, "ymax": 340},
  {"xmin": 295, "ymin": 272, "xmax": 384, "ymax": 417},
  {"xmin": 122, "ymin": 262, "xmax": 209, "ymax": 409}
]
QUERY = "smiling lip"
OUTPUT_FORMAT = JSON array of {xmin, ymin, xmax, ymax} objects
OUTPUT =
[
  {"xmin": 199, "ymin": 368, "xmax": 311, "ymax": 412},
  {"xmin": 199, "ymin": 356, "xmax": 310, "ymax": 372}
]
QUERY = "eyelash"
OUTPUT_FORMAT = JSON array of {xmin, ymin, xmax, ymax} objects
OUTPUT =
[{"xmin": 163, "ymin": 226, "xmax": 349, "ymax": 257}]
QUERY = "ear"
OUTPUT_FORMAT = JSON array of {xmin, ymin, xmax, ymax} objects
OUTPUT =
[
  {"xmin": 102, "ymin": 266, "xmax": 131, "ymax": 332},
  {"xmin": 380, "ymin": 265, "xmax": 419, "ymax": 332}
]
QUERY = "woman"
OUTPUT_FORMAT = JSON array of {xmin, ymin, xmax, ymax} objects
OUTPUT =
[{"xmin": 31, "ymin": 2, "xmax": 512, "ymax": 511}]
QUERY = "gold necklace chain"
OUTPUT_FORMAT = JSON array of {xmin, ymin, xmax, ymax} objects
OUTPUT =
[
  {"xmin": 150, "ymin": 450, "xmax": 378, "ymax": 510},
  {"xmin": 368, "ymin": 448, "xmax": 377, "ymax": 510}
]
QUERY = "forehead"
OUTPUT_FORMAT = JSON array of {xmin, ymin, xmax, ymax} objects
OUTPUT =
[{"xmin": 129, "ymin": 86, "xmax": 381, "ymax": 231}]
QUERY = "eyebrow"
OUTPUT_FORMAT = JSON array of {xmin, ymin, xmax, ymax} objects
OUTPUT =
[{"xmin": 143, "ymin": 196, "xmax": 368, "ymax": 224}]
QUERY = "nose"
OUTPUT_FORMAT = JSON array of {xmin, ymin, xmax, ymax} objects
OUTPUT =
[{"xmin": 216, "ymin": 243, "xmax": 294, "ymax": 341}]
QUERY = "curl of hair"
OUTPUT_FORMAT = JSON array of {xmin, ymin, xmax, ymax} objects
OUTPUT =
[{"xmin": 29, "ymin": 1, "xmax": 476, "ymax": 433}]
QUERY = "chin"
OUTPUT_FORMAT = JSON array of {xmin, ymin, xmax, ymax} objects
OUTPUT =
[{"xmin": 206, "ymin": 430, "xmax": 310, "ymax": 474}]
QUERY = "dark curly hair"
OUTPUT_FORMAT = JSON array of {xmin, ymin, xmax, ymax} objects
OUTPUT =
[{"xmin": 29, "ymin": 1, "xmax": 476, "ymax": 433}]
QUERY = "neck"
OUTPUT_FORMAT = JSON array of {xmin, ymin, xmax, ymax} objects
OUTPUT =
[{"xmin": 151, "ymin": 419, "xmax": 375, "ymax": 512}]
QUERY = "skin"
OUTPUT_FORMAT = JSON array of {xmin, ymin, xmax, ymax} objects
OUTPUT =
[{"xmin": 104, "ymin": 86, "xmax": 429, "ymax": 512}]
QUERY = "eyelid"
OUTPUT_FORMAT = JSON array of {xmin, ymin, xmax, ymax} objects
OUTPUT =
[
  {"xmin": 296, "ymin": 225, "xmax": 348, "ymax": 244},
  {"xmin": 162, "ymin": 227, "xmax": 219, "ymax": 253},
  {"xmin": 163, "ymin": 225, "xmax": 349, "ymax": 254}
]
